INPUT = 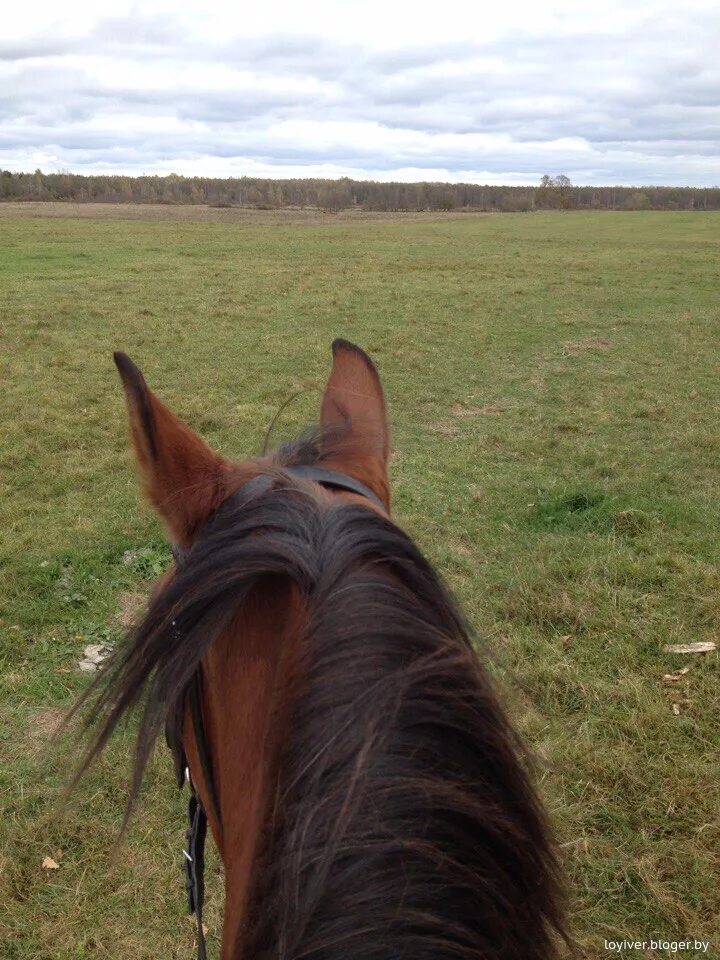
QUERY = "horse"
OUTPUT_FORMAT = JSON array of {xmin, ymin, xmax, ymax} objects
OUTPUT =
[{"xmin": 75, "ymin": 339, "xmax": 567, "ymax": 959}]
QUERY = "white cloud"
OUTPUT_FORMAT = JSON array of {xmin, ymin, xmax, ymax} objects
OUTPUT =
[{"xmin": 2, "ymin": 0, "xmax": 719, "ymax": 185}]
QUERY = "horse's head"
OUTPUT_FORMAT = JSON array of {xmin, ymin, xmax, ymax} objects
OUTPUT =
[{"xmin": 77, "ymin": 340, "xmax": 567, "ymax": 960}]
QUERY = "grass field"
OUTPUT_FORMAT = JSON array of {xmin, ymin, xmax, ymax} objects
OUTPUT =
[{"xmin": 1, "ymin": 207, "xmax": 719, "ymax": 959}]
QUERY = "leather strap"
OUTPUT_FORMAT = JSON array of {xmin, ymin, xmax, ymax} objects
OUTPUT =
[
  {"xmin": 185, "ymin": 792, "xmax": 208, "ymax": 960},
  {"xmin": 188, "ymin": 673, "xmax": 222, "ymax": 831},
  {"xmin": 285, "ymin": 465, "xmax": 386, "ymax": 511}
]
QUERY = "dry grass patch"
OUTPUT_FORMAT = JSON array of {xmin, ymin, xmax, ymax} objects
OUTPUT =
[
  {"xmin": 451, "ymin": 402, "xmax": 504, "ymax": 416},
  {"xmin": 561, "ymin": 336, "xmax": 611, "ymax": 353},
  {"xmin": 113, "ymin": 591, "xmax": 147, "ymax": 629},
  {"xmin": 426, "ymin": 420, "xmax": 460, "ymax": 436},
  {"xmin": 0, "ymin": 201, "xmax": 484, "ymax": 226},
  {"xmin": 26, "ymin": 708, "xmax": 66, "ymax": 744}
]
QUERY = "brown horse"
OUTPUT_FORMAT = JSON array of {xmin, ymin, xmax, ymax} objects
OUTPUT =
[{"xmin": 77, "ymin": 339, "xmax": 567, "ymax": 959}]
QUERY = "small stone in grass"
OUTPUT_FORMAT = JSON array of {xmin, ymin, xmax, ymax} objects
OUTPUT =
[{"xmin": 78, "ymin": 643, "xmax": 113, "ymax": 672}]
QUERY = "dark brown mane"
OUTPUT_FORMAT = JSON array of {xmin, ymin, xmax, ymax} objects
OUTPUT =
[
  {"xmin": 76, "ymin": 426, "xmax": 567, "ymax": 959},
  {"xmin": 244, "ymin": 496, "xmax": 567, "ymax": 960}
]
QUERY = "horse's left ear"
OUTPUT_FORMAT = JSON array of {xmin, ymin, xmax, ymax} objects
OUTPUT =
[
  {"xmin": 320, "ymin": 339, "xmax": 390, "ymax": 509},
  {"xmin": 114, "ymin": 352, "xmax": 230, "ymax": 545}
]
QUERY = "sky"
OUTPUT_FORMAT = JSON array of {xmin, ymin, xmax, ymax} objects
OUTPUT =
[{"xmin": 2, "ymin": 0, "xmax": 719, "ymax": 186}]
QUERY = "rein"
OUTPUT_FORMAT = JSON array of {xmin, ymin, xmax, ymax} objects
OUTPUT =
[{"xmin": 165, "ymin": 465, "xmax": 385, "ymax": 960}]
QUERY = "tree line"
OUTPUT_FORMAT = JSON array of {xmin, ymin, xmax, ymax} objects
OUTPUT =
[{"xmin": 2, "ymin": 169, "xmax": 719, "ymax": 212}]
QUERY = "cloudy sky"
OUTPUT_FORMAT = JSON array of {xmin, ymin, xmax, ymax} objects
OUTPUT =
[{"xmin": 3, "ymin": 0, "xmax": 719, "ymax": 186}]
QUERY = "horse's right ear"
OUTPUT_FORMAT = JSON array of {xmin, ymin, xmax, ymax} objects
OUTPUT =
[
  {"xmin": 319, "ymin": 339, "xmax": 390, "ymax": 509},
  {"xmin": 114, "ymin": 353, "xmax": 230, "ymax": 545}
]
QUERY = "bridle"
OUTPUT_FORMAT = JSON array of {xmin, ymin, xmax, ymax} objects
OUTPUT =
[{"xmin": 165, "ymin": 465, "xmax": 386, "ymax": 960}]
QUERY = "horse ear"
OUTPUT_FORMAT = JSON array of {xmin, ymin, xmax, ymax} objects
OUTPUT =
[
  {"xmin": 113, "ymin": 353, "xmax": 230, "ymax": 545},
  {"xmin": 320, "ymin": 339, "xmax": 390, "ymax": 507}
]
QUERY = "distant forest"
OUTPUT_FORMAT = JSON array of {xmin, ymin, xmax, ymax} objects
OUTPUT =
[{"xmin": 2, "ymin": 169, "xmax": 719, "ymax": 212}]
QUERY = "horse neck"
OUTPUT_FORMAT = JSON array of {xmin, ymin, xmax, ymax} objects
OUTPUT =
[{"xmin": 185, "ymin": 581, "xmax": 306, "ymax": 959}]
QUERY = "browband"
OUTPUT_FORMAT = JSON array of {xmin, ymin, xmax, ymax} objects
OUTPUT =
[{"xmin": 283, "ymin": 464, "xmax": 386, "ymax": 511}]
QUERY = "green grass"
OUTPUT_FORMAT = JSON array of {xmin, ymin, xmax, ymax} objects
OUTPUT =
[{"xmin": 1, "ymin": 209, "xmax": 719, "ymax": 959}]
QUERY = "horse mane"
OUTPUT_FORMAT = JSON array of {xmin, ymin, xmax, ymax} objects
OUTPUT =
[{"xmin": 75, "ymin": 427, "xmax": 568, "ymax": 959}]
